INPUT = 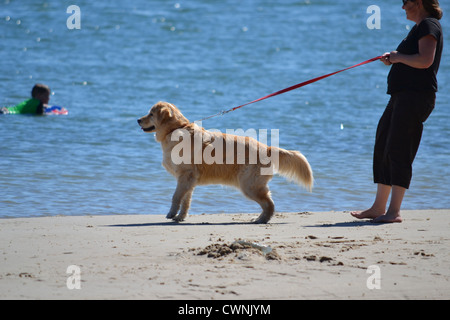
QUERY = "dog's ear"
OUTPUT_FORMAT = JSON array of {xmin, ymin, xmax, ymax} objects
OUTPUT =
[{"xmin": 159, "ymin": 105, "xmax": 173, "ymax": 120}]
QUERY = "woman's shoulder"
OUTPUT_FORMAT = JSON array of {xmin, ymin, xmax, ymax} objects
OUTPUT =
[
  {"xmin": 420, "ymin": 17, "xmax": 442, "ymax": 31},
  {"xmin": 417, "ymin": 17, "xmax": 442, "ymax": 39}
]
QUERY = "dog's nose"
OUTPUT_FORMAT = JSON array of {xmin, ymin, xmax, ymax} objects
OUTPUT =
[{"xmin": 137, "ymin": 119, "xmax": 141, "ymax": 125}]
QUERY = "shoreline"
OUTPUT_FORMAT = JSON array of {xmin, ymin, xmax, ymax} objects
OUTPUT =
[{"xmin": 0, "ymin": 209, "xmax": 449, "ymax": 299}]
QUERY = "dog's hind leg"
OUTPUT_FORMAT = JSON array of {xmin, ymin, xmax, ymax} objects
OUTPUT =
[
  {"xmin": 252, "ymin": 189, "xmax": 275, "ymax": 224},
  {"xmin": 166, "ymin": 174, "xmax": 196, "ymax": 221},
  {"xmin": 240, "ymin": 176, "xmax": 275, "ymax": 224}
]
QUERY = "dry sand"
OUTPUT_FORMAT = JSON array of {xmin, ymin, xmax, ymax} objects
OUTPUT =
[{"xmin": 0, "ymin": 210, "xmax": 449, "ymax": 299}]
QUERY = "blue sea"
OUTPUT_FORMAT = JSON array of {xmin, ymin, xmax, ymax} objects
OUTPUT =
[{"xmin": 1, "ymin": 0, "xmax": 449, "ymax": 218}]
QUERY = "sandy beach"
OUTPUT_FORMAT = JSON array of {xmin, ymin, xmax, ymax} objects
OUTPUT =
[{"xmin": 0, "ymin": 210, "xmax": 449, "ymax": 300}]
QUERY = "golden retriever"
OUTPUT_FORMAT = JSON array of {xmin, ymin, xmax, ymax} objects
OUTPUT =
[{"xmin": 138, "ymin": 101, "xmax": 313, "ymax": 223}]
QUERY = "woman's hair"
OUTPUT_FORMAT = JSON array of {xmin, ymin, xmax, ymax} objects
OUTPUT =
[{"xmin": 422, "ymin": 0, "xmax": 443, "ymax": 20}]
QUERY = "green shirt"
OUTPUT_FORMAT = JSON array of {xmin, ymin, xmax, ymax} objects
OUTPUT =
[{"xmin": 4, "ymin": 98, "xmax": 43, "ymax": 114}]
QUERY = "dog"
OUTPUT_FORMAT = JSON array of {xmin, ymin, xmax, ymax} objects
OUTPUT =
[{"xmin": 138, "ymin": 101, "xmax": 313, "ymax": 223}]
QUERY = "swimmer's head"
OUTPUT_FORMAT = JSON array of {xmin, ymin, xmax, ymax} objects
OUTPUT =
[{"xmin": 31, "ymin": 83, "xmax": 51, "ymax": 104}]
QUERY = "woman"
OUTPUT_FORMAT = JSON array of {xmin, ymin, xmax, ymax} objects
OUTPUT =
[{"xmin": 352, "ymin": 0, "xmax": 443, "ymax": 223}]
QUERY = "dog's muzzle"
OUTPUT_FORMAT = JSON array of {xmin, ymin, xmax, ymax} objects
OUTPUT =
[{"xmin": 137, "ymin": 119, "xmax": 155, "ymax": 132}]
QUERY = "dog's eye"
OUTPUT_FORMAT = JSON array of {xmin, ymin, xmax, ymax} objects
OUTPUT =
[{"xmin": 150, "ymin": 113, "xmax": 153, "ymax": 117}]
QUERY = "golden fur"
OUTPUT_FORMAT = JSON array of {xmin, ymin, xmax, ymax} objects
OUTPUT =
[{"xmin": 138, "ymin": 101, "xmax": 313, "ymax": 223}]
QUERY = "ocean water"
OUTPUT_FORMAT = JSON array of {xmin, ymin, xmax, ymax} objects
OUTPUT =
[{"xmin": 1, "ymin": 0, "xmax": 449, "ymax": 218}]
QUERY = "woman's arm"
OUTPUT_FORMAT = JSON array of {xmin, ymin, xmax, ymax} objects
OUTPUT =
[{"xmin": 389, "ymin": 35, "xmax": 437, "ymax": 69}]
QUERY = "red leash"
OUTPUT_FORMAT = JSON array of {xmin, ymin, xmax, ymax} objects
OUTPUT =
[{"xmin": 199, "ymin": 55, "xmax": 383, "ymax": 121}]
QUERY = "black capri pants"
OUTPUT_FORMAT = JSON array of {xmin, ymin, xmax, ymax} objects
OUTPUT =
[{"xmin": 373, "ymin": 90, "xmax": 435, "ymax": 189}]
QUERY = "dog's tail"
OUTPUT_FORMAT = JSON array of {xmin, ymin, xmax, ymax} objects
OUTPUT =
[{"xmin": 274, "ymin": 147, "xmax": 313, "ymax": 192}]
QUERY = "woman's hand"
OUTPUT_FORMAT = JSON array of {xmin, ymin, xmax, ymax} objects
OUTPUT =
[
  {"xmin": 381, "ymin": 52, "xmax": 392, "ymax": 66},
  {"xmin": 388, "ymin": 51, "xmax": 401, "ymax": 64},
  {"xmin": 381, "ymin": 51, "xmax": 402, "ymax": 65},
  {"xmin": 381, "ymin": 35, "xmax": 437, "ymax": 69}
]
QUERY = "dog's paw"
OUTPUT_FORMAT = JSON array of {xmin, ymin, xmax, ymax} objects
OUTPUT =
[
  {"xmin": 172, "ymin": 215, "xmax": 185, "ymax": 222},
  {"xmin": 166, "ymin": 211, "xmax": 177, "ymax": 219},
  {"xmin": 253, "ymin": 217, "xmax": 270, "ymax": 224}
]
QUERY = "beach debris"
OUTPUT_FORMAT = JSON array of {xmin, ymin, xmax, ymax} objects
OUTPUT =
[
  {"xmin": 196, "ymin": 240, "xmax": 280, "ymax": 260},
  {"xmin": 319, "ymin": 256, "xmax": 333, "ymax": 263},
  {"xmin": 233, "ymin": 240, "xmax": 272, "ymax": 255},
  {"xmin": 18, "ymin": 272, "xmax": 33, "ymax": 278},
  {"xmin": 304, "ymin": 255, "xmax": 317, "ymax": 261},
  {"xmin": 303, "ymin": 255, "xmax": 343, "ymax": 266},
  {"xmin": 414, "ymin": 250, "xmax": 434, "ymax": 258}
]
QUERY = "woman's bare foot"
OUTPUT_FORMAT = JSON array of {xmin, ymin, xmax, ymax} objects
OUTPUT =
[
  {"xmin": 371, "ymin": 211, "xmax": 402, "ymax": 223},
  {"xmin": 350, "ymin": 207, "xmax": 385, "ymax": 220}
]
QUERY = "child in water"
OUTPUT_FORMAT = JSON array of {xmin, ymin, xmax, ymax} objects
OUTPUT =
[{"xmin": 1, "ymin": 84, "xmax": 51, "ymax": 115}]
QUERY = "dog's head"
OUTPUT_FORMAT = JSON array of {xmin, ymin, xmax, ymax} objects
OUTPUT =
[{"xmin": 138, "ymin": 101, "xmax": 189, "ymax": 141}]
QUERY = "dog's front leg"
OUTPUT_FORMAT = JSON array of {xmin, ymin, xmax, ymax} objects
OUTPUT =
[
  {"xmin": 166, "ymin": 176, "xmax": 195, "ymax": 220},
  {"xmin": 166, "ymin": 188, "xmax": 183, "ymax": 219},
  {"xmin": 173, "ymin": 188, "xmax": 195, "ymax": 222}
]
